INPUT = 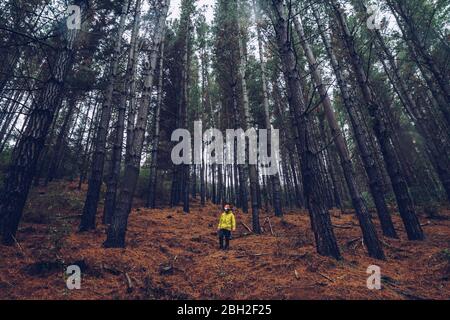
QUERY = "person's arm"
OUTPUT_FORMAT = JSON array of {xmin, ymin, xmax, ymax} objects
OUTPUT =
[{"xmin": 231, "ymin": 213, "xmax": 236, "ymax": 231}]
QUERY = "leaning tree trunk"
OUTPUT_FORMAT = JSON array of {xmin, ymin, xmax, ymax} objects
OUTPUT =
[
  {"xmin": 269, "ymin": 0, "xmax": 340, "ymax": 259},
  {"xmin": 352, "ymin": 2, "xmax": 450, "ymax": 203},
  {"xmin": 385, "ymin": 0, "xmax": 450, "ymax": 113},
  {"xmin": 294, "ymin": 16, "xmax": 384, "ymax": 259},
  {"xmin": 0, "ymin": 0, "xmax": 88, "ymax": 245},
  {"xmin": 104, "ymin": 0, "xmax": 169, "ymax": 248},
  {"xmin": 312, "ymin": 4, "xmax": 397, "ymax": 238},
  {"xmin": 79, "ymin": 0, "xmax": 129, "ymax": 231},
  {"xmin": 104, "ymin": 0, "xmax": 142, "ymax": 223},
  {"xmin": 329, "ymin": 0, "xmax": 424, "ymax": 240}
]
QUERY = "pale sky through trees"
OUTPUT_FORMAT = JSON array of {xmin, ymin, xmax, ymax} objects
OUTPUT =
[{"xmin": 169, "ymin": 0, "xmax": 216, "ymax": 23}]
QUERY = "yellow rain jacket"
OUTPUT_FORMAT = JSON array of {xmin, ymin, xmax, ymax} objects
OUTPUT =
[{"xmin": 218, "ymin": 211, "xmax": 236, "ymax": 231}]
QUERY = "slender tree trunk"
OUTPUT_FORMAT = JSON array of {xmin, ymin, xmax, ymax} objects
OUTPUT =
[
  {"xmin": 104, "ymin": 0, "xmax": 142, "ymax": 223},
  {"xmin": 79, "ymin": 1, "xmax": 129, "ymax": 231},
  {"xmin": 147, "ymin": 37, "xmax": 164, "ymax": 209},
  {"xmin": 79, "ymin": 96, "xmax": 100, "ymax": 190},
  {"xmin": 312, "ymin": 4, "xmax": 398, "ymax": 238},
  {"xmin": 231, "ymin": 82, "xmax": 248, "ymax": 212},
  {"xmin": 272, "ymin": 77, "xmax": 304, "ymax": 208},
  {"xmin": 353, "ymin": 2, "xmax": 450, "ymax": 202},
  {"xmin": 294, "ymin": 16, "xmax": 384, "ymax": 258},
  {"xmin": 329, "ymin": 0, "xmax": 424, "ymax": 240},
  {"xmin": 237, "ymin": 9, "xmax": 259, "ymax": 232},
  {"xmin": 385, "ymin": 0, "xmax": 450, "ymax": 114},
  {"xmin": 269, "ymin": 0, "xmax": 340, "ymax": 259},
  {"xmin": 0, "ymin": 1, "xmax": 87, "ymax": 244},
  {"xmin": 104, "ymin": 0, "xmax": 169, "ymax": 247},
  {"xmin": 253, "ymin": 0, "xmax": 282, "ymax": 217},
  {"xmin": 0, "ymin": 91, "xmax": 27, "ymax": 154}
]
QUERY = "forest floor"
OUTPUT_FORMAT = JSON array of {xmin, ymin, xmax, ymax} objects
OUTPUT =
[{"xmin": 0, "ymin": 181, "xmax": 449, "ymax": 300}]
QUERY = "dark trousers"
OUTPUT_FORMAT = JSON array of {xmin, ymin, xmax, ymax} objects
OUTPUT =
[{"xmin": 218, "ymin": 229, "xmax": 231, "ymax": 250}]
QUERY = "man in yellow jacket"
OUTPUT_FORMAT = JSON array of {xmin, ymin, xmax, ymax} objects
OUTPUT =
[{"xmin": 217, "ymin": 204, "xmax": 236, "ymax": 250}]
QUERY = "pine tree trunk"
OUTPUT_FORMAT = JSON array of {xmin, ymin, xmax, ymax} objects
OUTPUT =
[
  {"xmin": 386, "ymin": 0, "xmax": 450, "ymax": 113},
  {"xmin": 104, "ymin": 0, "xmax": 169, "ymax": 248},
  {"xmin": 104, "ymin": 0, "xmax": 143, "ymax": 222},
  {"xmin": 294, "ymin": 16, "xmax": 384, "ymax": 259},
  {"xmin": 78, "ymin": 97, "xmax": 100, "ymax": 190},
  {"xmin": 237, "ymin": 10, "xmax": 260, "ymax": 232},
  {"xmin": 231, "ymin": 82, "xmax": 248, "ymax": 212},
  {"xmin": 147, "ymin": 36, "xmax": 164, "ymax": 209},
  {"xmin": 353, "ymin": 2, "xmax": 450, "ymax": 202},
  {"xmin": 269, "ymin": 0, "xmax": 340, "ymax": 259},
  {"xmin": 0, "ymin": 1, "xmax": 87, "ymax": 244},
  {"xmin": 79, "ymin": 1, "xmax": 129, "ymax": 232},
  {"xmin": 253, "ymin": 0, "xmax": 283, "ymax": 217},
  {"xmin": 312, "ymin": 4, "xmax": 398, "ymax": 238},
  {"xmin": 329, "ymin": 0, "xmax": 424, "ymax": 240}
]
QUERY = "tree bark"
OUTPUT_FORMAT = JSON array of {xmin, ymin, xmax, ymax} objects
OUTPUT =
[
  {"xmin": 269, "ymin": 0, "xmax": 340, "ymax": 259},
  {"xmin": 294, "ymin": 15, "xmax": 384, "ymax": 259},
  {"xmin": 329, "ymin": 0, "xmax": 424, "ymax": 240},
  {"xmin": 237, "ymin": 6, "xmax": 260, "ymax": 232},
  {"xmin": 312, "ymin": 5, "xmax": 398, "ymax": 238},
  {"xmin": 79, "ymin": 0, "xmax": 129, "ymax": 231},
  {"xmin": 0, "ymin": 1, "xmax": 88, "ymax": 245},
  {"xmin": 104, "ymin": 0, "xmax": 143, "ymax": 223},
  {"xmin": 104, "ymin": 0, "xmax": 169, "ymax": 248},
  {"xmin": 147, "ymin": 37, "xmax": 164, "ymax": 209},
  {"xmin": 253, "ymin": 0, "xmax": 283, "ymax": 217}
]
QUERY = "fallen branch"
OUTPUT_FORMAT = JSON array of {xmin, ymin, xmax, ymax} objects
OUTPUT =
[
  {"xmin": 11, "ymin": 235, "xmax": 27, "ymax": 258},
  {"xmin": 286, "ymin": 253, "xmax": 308, "ymax": 259},
  {"xmin": 102, "ymin": 264, "xmax": 123, "ymax": 275},
  {"xmin": 240, "ymin": 222, "xmax": 253, "ymax": 233},
  {"xmin": 318, "ymin": 272, "xmax": 334, "ymax": 283},
  {"xmin": 294, "ymin": 269, "xmax": 300, "ymax": 280},
  {"xmin": 266, "ymin": 217, "xmax": 274, "ymax": 235},
  {"xmin": 124, "ymin": 272, "xmax": 133, "ymax": 293},
  {"xmin": 332, "ymin": 224, "xmax": 353, "ymax": 229}
]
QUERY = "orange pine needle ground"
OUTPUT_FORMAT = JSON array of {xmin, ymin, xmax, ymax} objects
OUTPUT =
[{"xmin": 0, "ymin": 181, "xmax": 449, "ymax": 300}]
